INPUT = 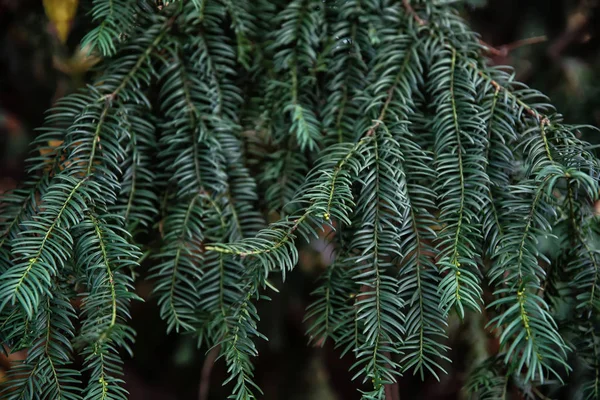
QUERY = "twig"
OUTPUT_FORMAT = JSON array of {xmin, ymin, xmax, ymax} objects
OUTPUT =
[
  {"xmin": 402, "ymin": 0, "xmax": 425, "ymax": 26},
  {"xmin": 384, "ymin": 377, "xmax": 400, "ymax": 400},
  {"xmin": 366, "ymin": 48, "xmax": 414, "ymax": 137},
  {"xmin": 504, "ymin": 35, "xmax": 548, "ymax": 52},
  {"xmin": 548, "ymin": 0, "xmax": 596, "ymax": 59},
  {"xmin": 400, "ymin": 0, "xmax": 553, "ymax": 126},
  {"xmin": 479, "ymin": 35, "xmax": 548, "ymax": 58},
  {"xmin": 474, "ymin": 67, "xmax": 551, "ymax": 125},
  {"xmin": 199, "ymin": 344, "xmax": 221, "ymax": 400}
]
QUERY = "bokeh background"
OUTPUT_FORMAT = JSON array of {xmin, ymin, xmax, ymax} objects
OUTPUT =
[{"xmin": 0, "ymin": 0, "xmax": 599, "ymax": 398}]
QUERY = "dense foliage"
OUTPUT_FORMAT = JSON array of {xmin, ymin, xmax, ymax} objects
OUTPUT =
[{"xmin": 1, "ymin": 0, "xmax": 599, "ymax": 399}]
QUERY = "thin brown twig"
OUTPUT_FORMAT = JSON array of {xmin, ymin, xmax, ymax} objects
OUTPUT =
[
  {"xmin": 479, "ymin": 35, "xmax": 548, "ymax": 58},
  {"xmin": 474, "ymin": 67, "xmax": 551, "ymax": 125},
  {"xmin": 548, "ymin": 0, "xmax": 596, "ymax": 59},
  {"xmin": 402, "ymin": 0, "xmax": 425, "ymax": 25},
  {"xmin": 400, "ymin": 0, "xmax": 552, "ymax": 126},
  {"xmin": 384, "ymin": 378, "xmax": 401, "ymax": 400},
  {"xmin": 365, "ymin": 86, "xmax": 395, "ymax": 137},
  {"xmin": 199, "ymin": 344, "xmax": 221, "ymax": 400},
  {"xmin": 366, "ymin": 48, "xmax": 414, "ymax": 137},
  {"xmin": 504, "ymin": 35, "xmax": 548, "ymax": 52}
]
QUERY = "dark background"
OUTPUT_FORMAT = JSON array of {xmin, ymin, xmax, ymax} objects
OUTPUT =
[{"xmin": 0, "ymin": 0, "xmax": 599, "ymax": 398}]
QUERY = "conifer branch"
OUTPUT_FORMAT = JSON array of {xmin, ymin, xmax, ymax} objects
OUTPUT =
[{"xmin": 2, "ymin": 1, "xmax": 600, "ymax": 398}]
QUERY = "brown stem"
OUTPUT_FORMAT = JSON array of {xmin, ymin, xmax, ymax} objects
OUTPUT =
[
  {"xmin": 384, "ymin": 377, "xmax": 400, "ymax": 400},
  {"xmin": 504, "ymin": 35, "xmax": 548, "ymax": 52},
  {"xmin": 548, "ymin": 0, "xmax": 595, "ymax": 60},
  {"xmin": 479, "ymin": 35, "xmax": 547, "ymax": 58},
  {"xmin": 401, "ymin": 0, "xmax": 553, "ymax": 126},
  {"xmin": 365, "ymin": 86, "xmax": 394, "ymax": 137},
  {"xmin": 402, "ymin": 0, "xmax": 425, "ymax": 26},
  {"xmin": 199, "ymin": 344, "xmax": 221, "ymax": 400},
  {"xmin": 474, "ymin": 67, "xmax": 551, "ymax": 124}
]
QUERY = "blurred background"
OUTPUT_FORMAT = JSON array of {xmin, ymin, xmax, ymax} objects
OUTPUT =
[{"xmin": 0, "ymin": 0, "xmax": 599, "ymax": 398}]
